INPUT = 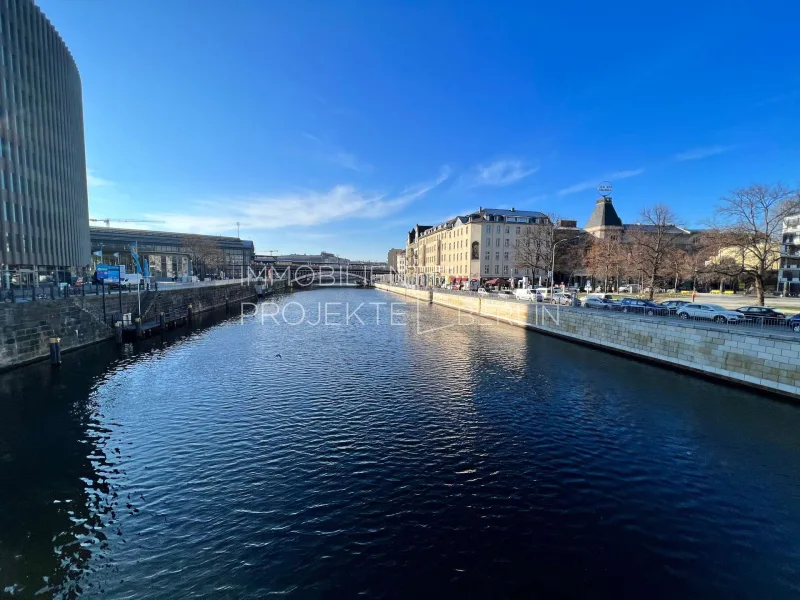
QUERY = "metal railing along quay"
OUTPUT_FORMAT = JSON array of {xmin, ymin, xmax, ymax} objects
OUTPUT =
[
  {"xmin": 0, "ymin": 278, "xmax": 256, "ymax": 304},
  {"xmin": 377, "ymin": 284, "xmax": 800, "ymax": 339}
]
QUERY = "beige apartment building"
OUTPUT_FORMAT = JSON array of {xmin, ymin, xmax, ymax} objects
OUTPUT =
[{"xmin": 405, "ymin": 207, "xmax": 554, "ymax": 287}]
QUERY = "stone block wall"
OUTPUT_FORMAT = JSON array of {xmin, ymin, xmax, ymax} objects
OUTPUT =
[
  {"xmin": 0, "ymin": 281, "xmax": 277, "ymax": 370},
  {"xmin": 374, "ymin": 284, "xmax": 800, "ymax": 400}
]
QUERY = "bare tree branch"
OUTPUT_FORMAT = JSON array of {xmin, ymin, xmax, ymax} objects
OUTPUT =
[{"xmin": 705, "ymin": 183, "xmax": 799, "ymax": 304}]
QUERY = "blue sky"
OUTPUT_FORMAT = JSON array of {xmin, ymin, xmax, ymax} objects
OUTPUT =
[{"xmin": 38, "ymin": 0, "xmax": 800, "ymax": 260}]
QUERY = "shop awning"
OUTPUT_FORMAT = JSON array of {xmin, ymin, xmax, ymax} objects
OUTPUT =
[{"xmin": 485, "ymin": 278, "xmax": 499, "ymax": 285}]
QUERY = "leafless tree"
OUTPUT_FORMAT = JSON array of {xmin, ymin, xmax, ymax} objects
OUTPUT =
[
  {"xmin": 664, "ymin": 247, "xmax": 697, "ymax": 292},
  {"xmin": 585, "ymin": 236, "xmax": 625, "ymax": 292},
  {"xmin": 515, "ymin": 218, "xmax": 554, "ymax": 280},
  {"xmin": 183, "ymin": 235, "xmax": 225, "ymax": 277},
  {"xmin": 626, "ymin": 204, "xmax": 685, "ymax": 300},
  {"xmin": 705, "ymin": 183, "xmax": 799, "ymax": 305},
  {"xmin": 555, "ymin": 232, "xmax": 589, "ymax": 285},
  {"xmin": 515, "ymin": 215, "xmax": 585, "ymax": 285}
]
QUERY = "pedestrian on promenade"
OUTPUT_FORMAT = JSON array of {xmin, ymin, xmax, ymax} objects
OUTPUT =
[{"xmin": 692, "ymin": 290, "xmax": 696, "ymax": 302}]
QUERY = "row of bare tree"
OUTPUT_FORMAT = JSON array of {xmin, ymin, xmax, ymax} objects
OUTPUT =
[{"xmin": 514, "ymin": 183, "xmax": 800, "ymax": 305}]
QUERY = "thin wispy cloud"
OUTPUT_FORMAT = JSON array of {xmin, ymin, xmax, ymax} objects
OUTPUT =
[
  {"xmin": 557, "ymin": 168, "xmax": 645, "ymax": 196},
  {"xmin": 302, "ymin": 132, "xmax": 372, "ymax": 173},
  {"xmin": 143, "ymin": 167, "xmax": 451, "ymax": 235},
  {"xmin": 673, "ymin": 145, "xmax": 732, "ymax": 162},
  {"xmin": 87, "ymin": 169, "xmax": 114, "ymax": 187},
  {"xmin": 471, "ymin": 159, "xmax": 538, "ymax": 187}
]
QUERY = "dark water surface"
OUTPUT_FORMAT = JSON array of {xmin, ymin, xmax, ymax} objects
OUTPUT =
[{"xmin": 1, "ymin": 288, "xmax": 800, "ymax": 598}]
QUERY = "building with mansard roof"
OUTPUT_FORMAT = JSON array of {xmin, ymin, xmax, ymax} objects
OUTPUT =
[{"xmin": 404, "ymin": 207, "xmax": 563, "ymax": 287}]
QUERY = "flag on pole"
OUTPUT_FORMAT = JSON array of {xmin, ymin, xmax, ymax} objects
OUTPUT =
[
  {"xmin": 113, "ymin": 252, "xmax": 119, "ymax": 258},
  {"xmin": 92, "ymin": 250, "xmax": 102, "ymax": 257}
]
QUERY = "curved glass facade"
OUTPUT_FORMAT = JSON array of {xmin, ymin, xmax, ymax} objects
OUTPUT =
[{"xmin": 0, "ymin": 0, "xmax": 89, "ymax": 284}]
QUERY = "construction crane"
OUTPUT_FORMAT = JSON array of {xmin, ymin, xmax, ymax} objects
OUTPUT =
[{"xmin": 89, "ymin": 218, "xmax": 166, "ymax": 227}]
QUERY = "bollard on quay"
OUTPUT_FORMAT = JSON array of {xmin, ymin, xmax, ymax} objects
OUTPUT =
[
  {"xmin": 135, "ymin": 318, "xmax": 143, "ymax": 340},
  {"xmin": 187, "ymin": 303, "xmax": 193, "ymax": 323},
  {"xmin": 114, "ymin": 321, "xmax": 123, "ymax": 344},
  {"xmin": 49, "ymin": 337, "xmax": 61, "ymax": 366},
  {"xmin": 159, "ymin": 312, "xmax": 166, "ymax": 331}
]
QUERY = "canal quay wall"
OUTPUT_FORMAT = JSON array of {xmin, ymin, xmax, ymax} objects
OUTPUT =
[
  {"xmin": 0, "ymin": 281, "xmax": 285, "ymax": 371},
  {"xmin": 375, "ymin": 283, "xmax": 800, "ymax": 400}
]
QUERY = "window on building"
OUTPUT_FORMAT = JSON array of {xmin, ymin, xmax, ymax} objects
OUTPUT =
[
  {"xmin": 484, "ymin": 251, "xmax": 490, "ymax": 260},
  {"xmin": 516, "ymin": 226, "xmax": 520, "ymax": 234},
  {"xmin": 494, "ymin": 265, "xmax": 499, "ymax": 274},
  {"xmin": 496, "ymin": 238, "xmax": 500, "ymax": 247},
  {"xmin": 495, "ymin": 252, "xmax": 500, "ymax": 260},
  {"xmin": 505, "ymin": 226, "xmax": 510, "ymax": 233},
  {"xmin": 496, "ymin": 225, "xmax": 501, "ymax": 233},
  {"xmin": 503, "ymin": 265, "xmax": 509, "ymax": 275},
  {"xmin": 484, "ymin": 265, "xmax": 490, "ymax": 274},
  {"xmin": 504, "ymin": 252, "xmax": 509, "ymax": 260},
  {"xmin": 504, "ymin": 239, "xmax": 510, "ymax": 247},
  {"xmin": 485, "ymin": 224, "xmax": 491, "ymax": 232}
]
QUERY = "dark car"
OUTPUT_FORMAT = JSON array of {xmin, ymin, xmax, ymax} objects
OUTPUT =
[
  {"xmin": 584, "ymin": 297, "xmax": 621, "ymax": 310},
  {"xmin": 660, "ymin": 299, "xmax": 690, "ymax": 314},
  {"xmin": 619, "ymin": 297, "xmax": 669, "ymax": 316},
  {"xmin": 736, "ymin": 306, "xmax": 786, "ymax": 325},
  {"xmin": 785, "ymin": 314, "xmax": 800, "ymax": 332}
]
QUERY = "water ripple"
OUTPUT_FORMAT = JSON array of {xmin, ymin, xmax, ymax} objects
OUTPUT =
[{"xmin": 1, "ymin": 289, "xmax": 800, "ymax": 598}]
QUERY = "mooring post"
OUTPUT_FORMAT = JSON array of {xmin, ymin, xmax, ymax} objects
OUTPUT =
[
  {"xmin": 114, "ymin": 321, "xmax": 123, "ymax": 344},
  {"xmin": 159, "ymin": 312, "xmax": 166, "ymax": 331},
  {"xmin": 188, "ymin": 303, "xmax": 193, "ymax": 323},
  {"xmin": 49, "ymin": 337, "xmax": 61, "ymax": 366},
  {"xmin": 135, "ymin": 317, "xmax": 143, "ymax": 340}
]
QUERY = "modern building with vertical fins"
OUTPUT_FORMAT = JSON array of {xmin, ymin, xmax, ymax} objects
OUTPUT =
[{"xmin": 0, "ymin": 0, "xmax": 89, "ymax": 286}]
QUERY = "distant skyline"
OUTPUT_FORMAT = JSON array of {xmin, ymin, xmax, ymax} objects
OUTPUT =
[{"xmin": 39, "ymin": 0, "xmax": 800, "ymax": 260}]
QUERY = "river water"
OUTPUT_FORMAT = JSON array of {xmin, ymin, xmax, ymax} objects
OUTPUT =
[{"xmin": 1, "ymin": 288, "xmax": 799, "ymax": 598}]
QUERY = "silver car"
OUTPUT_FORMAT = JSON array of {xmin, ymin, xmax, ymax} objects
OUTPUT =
[{"xmin": 676, "ymin": 303, "xmax": 744, "ymax": 324}]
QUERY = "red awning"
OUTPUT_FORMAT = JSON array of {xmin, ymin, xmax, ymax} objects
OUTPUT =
[{"xmin": 485, "ymin": 278, "xmax": 499, "ymax": 285}]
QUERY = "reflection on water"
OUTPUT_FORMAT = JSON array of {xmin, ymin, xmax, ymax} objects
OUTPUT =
[{"xmin": 1, "ymin": 289, "xmax": 799, "ymax": 598}]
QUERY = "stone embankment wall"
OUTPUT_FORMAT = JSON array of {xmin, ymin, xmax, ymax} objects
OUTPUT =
[
  {"xmin": 375, "ymin": 283, "xmax": 800, "ymax": 400},
  {"xmin": 0, "ymin": 280, "xmax": 286, "ymax": 370}
]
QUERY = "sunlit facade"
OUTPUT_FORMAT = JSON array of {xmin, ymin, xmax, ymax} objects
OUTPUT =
[{"xmin": 405, "ymin": 208, "xmax": 552, "ymax": 287}]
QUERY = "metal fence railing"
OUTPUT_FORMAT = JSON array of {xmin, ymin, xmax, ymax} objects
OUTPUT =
[
  {"xmin": 0, "ymin": 277, "xmax": 258, "ymax": 304},
  {"xmin": 377, "ymin": 284, "xmax": 800, "ymax": 337}
]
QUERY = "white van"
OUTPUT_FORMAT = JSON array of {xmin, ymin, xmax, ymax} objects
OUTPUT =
[{"xmin": 514, "ymin": 288, "xmax": 541, "ymax": 302}]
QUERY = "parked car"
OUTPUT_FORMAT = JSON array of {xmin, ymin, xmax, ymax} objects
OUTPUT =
[
  {"xmin": 477, "ymin": 287, "xmax": 489, "ymax": 295},
  {"xmin": 735, "ymin": 306, "xmax": 786, "ymax": 325},
  {"xmin": 584, "ymin": 297, "xmax": 621, "ymax": 310},
  {"xmin": 581, "ymin": 293, "xmax": 614, "ymax": 302},
  {"xmin": 786, "ymin": 314, "xmax": 800, "ymax": 332},
  {"xmin": 660, "ymin": 299, "xmax": 691, "ymax": 314},
  {"xmin": 676, "ymin": 304, "xmax": 744, "ymax": 324},
  {"xmin": 513, "ymin": 288, "xmax": 541, "ymax": 302},
  {"xmin": 550, "ymin": 292, "xmax": 580, "ymax": 306},
  {"xmin": 618, "ymin": 298, "xmax": 669, "ymax": 316}
]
